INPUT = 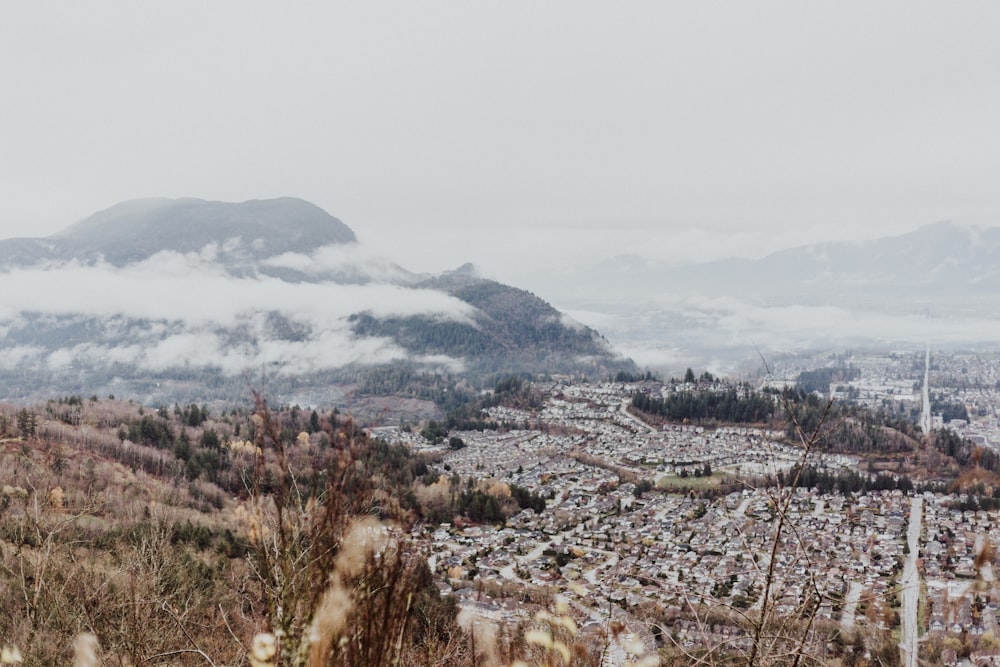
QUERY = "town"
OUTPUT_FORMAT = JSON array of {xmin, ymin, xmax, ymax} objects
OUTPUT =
[{"xmin": 378, "ymin": 349, "xmax": 1000, "ymax": 665}]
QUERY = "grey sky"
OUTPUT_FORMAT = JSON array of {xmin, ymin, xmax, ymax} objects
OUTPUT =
[{"xmin": 3, "ymin": 1, "xmax": 1000, "ymax": 286}]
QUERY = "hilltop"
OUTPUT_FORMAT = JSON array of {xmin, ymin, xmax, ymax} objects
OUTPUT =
[{"xmin": 0, "ymin": 197, "xmax": 357, "ymax": 268}]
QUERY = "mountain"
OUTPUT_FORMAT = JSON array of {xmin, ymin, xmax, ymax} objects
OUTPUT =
[
  {"xmin": 652, "ymin": 220, "xmax": 1000, "ymax": 306},
  {"xmin": 0, "ymin": 198, "xmax": 633, "ymax": 407},
  {"xmin": 549, "ymin": 220, "xmax": 1000, "ymax": 309},
  {"xmin": 351, "ymin": 266, "xmax": 618, "ymax": 374},
  {"xmin": 535, "ymin": 220, "xmax": 1000, "ymax": 375},
  {"xmin": 0, "ymin": 197, "xmax": 357, "ymax": 268}
]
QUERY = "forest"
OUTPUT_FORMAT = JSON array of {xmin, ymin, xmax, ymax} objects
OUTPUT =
[{"xmin": 630, "ymin": 386, "xmax": 777, "ymax": 424}]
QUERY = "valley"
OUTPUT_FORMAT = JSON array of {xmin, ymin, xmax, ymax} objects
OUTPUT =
[{"xmin": 3, "ymin": 199, "xmax": 1000, "ymax": 665}]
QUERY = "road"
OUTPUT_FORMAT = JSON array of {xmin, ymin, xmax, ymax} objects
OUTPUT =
[
  {"xmin": 920, "ymin": 344, "xmax": 931, "ymax": 435},
  {"xmin": 840, "ymin": 582, "xmax": 863, "ymax": 634},
  {"xmin": 584, "ymin": 552, "xmax": 619, "ymax": 585},
  {"xmin": 900, "ymin": 496, "xmax": 922, "ymax": 667},
  {"xmin": 619, "ymin": 399, "xmax": 658, "ymax": 434},
  {"xmin": 813, "ymin": 498, "xmax": 825, "ymax": 517},
  {"xmin": 499, "ymin": 526, "xmax": 578, "ymax": 581}
]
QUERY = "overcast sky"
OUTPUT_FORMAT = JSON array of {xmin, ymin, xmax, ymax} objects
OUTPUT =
[{"xmin": 3, "ymin": 2, "xmax": 1000, "ymax": 285}]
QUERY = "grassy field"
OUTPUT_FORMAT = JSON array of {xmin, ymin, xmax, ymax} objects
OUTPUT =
[{"xmin": 655, "ymin": 473, "xmax": 723, "ymax": 492}]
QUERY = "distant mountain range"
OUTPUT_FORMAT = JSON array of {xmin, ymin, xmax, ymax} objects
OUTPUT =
[
  {"xmin": 670, "ymin": 220, "xmax": 1000, "ymax": 304},
  {"xmin": 0, "ymin": 198, "xmax": 633, "ymax": 407},
  {"xmin": 539, "ymin": 219, "xmax": 1000, "ymax": 374},
  {"xmin": 559, "ymin": 220, "xmax": 1000, "ymax": 309}
]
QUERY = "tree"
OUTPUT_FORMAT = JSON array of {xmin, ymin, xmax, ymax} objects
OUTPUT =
[
  {"xmin": 199, "ymin": 428, "xmax": 221, "ymax": 450},
  {"xmin": 173, "ymin": 430, "xmax": 191, "ymax": 461},
  {"xmin": 684, "ymin": 368, "xmax": 696, "ymax": 384}
]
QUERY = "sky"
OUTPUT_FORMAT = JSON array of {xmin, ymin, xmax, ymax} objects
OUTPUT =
[{"xmin": 3, "ymin": 2, "xmax": 1000, "ymax": 289}]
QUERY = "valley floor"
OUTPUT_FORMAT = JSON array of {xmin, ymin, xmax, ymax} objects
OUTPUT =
[{"xmin": 387, "ymin": 359, "xmax": 1000, "ymax": 664}]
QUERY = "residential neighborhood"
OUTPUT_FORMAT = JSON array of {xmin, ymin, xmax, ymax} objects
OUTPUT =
[{"xmin": 384, "ymin": 350, "xmax": 1000, "ymax": 664}]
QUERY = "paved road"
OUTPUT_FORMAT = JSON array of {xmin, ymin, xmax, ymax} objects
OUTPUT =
[
  {"xmin": 499, "ymin": 526, "xmax": 577, "ymax": 581},
  {"xmin": 900, "ymin": 496, "xmax": 922, "ymax": 667},
  {"xmin": 841, "ymin": 581, "xmax": 863, "ymax": 633},
  {"xmin": 620, "ymin": 399, "xmax": 658, "ymax": 433},
  {"xmin": 813, "ymin": 498, "xmax": 825, "ymax": 517},
  {"xmin": 584, "ymin": 553, "xmax": 619, "ymax": 585},
  {"xmin": 920, "ymin": 344, "xmax": 932, "ymax": 434}
]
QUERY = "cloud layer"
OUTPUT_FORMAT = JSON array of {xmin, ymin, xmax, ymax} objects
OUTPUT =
[
  {"xmin": 0, "ymin": 245, "xmax": 475, "ymax": 376},
  {"xmin": 582, "ymin": 294, "xmax": 1000, "ymax": 375}
]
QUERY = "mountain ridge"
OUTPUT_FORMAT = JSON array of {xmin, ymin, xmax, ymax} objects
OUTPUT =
[{"xmin": 555, "ymin": 219, "xmax": 1000, "ymax": 309}]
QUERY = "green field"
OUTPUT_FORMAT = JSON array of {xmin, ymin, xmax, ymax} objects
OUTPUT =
[{"xmin": 655, "ymin": 474, "xmax": 723, "ymax": 492}]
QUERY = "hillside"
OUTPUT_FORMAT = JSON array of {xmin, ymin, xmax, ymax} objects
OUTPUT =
[
  {"xmin": 351, "ymin": 269, "xmax": 619, "ymax": 376},
  {"xmin": 0, "ymin": 396, "xmax": 466, "ymax": 665}
]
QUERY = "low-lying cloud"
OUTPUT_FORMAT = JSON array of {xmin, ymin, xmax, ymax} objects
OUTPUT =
[
  {"xmin": 0, "ymin": 246, "xmax": 477, "ymax": 376},
  {"xmin": 575, "ymin": 294, "xmax": 1000, "ymax": 376},
  {"xmin": 262, "ymin": 243, "xmax": 419, "ymax": 284}
]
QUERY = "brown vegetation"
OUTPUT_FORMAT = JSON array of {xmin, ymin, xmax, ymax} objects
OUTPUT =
[
  {"xmin": 0, "ymin": 393, "xmax": 614, "ymax": 666},
  {"xmin": 0, "ymin": 396, "xmax": 475, "ymax": 666}
]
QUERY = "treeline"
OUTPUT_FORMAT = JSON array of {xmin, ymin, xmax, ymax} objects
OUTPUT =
[
  {"xmin": 456, "ymin": 482, "xmax": 547, "ymax": 523},
  {"xmin": 934, "ymin": 429, "xmax": 1000, "ymax": 472},
  {"xmin": 612, "ymin": 370, "xmax": 658, "ymax": 382},
  {"xmin": 948, "ymin": 491, "xmax": 1000, "ymax": 512},
  {"xmin": 931, "ymin": 397, "xmax": 969, "ymax": 423},
  {"xmin": 783, "ymin": 391, "xmax": 920, "ymax": 455},
  {"xmin": 358, "ymin": 366, "xmax": 548, "ymax": 424},
  {"xmin": 509, "ymin": 483, "xmax": 547, "ymax": 513},
  {"xmin": 631, "ymin": 388, "xmax": 776, "ymax": 424},
  {"xmin": 356, "ymin": 365, "xmax": 477, "ymax": 414},
  {"xmin": 419, "ymin": 475, "xmax": 548, "ymax": 524},
  {"xmin": 351, "ymin": 313, "xmax": 501, "ymax": 359},
  {"xmin": 402, "ymin": 375, "xmax": 542, "ymax": 447},
  {"xmin": 117, "ymin": 415, "xmax": 229, "ymax": 484},
  {"xmin": 442, "ymin": 374, "xmax": 545, "ymax": 432},
  {"xmin": 456, "ymin": 489, "xmax": 506, "ymax": 523},
  {"xmin": 823, "ymin": 419, "xmax": 915, "ymax": 455},
  {"xmin": 477, "ymin": 374, "xmax": 544, "ymax": 411},
  {"xmin": 787, "ymin": 464, "xmax": 917, "ymax": 494},
  {"xmin": 796, "ymin": 364, "xmax": 860, "ymax": 395}
]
